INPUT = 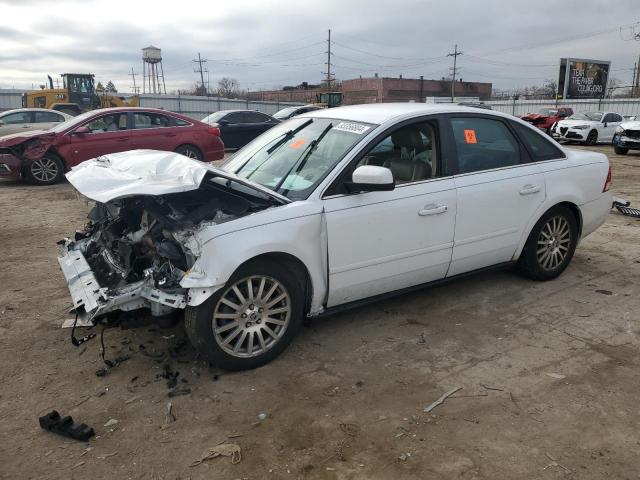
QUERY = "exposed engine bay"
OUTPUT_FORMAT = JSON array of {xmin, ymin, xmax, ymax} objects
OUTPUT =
[{"xmin": 58, "ymin": 171, "xmax": 281, "ymax": 322}]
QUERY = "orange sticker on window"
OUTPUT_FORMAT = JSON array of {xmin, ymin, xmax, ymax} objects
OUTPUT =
[
  {"xmin": 290, "ymin": 138, "xmax": 306, "ymax": 149},
  {"xmin": 464, "ymin": 129, "xmax": 477, "ymax": 144}
]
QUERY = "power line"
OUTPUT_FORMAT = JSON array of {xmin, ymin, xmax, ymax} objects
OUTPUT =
[
  {"xmin": 447, "ymin": 44, "xmax": 463, "ymax": 101},
  {"xmin": 325, "ymin": 29, "xmax": 334, "ymax": 91}
]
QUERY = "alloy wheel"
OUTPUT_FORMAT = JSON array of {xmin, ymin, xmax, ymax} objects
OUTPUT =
[
  {"xmin": 182, "ymin": 148, "xmax": 198, "ymax": 159},
  {"xmin": 212, "ymin": 275, "xmax": 291, "ymax": 358},
  {"xmin": 536, "ymin": 215, "xmax": 571, "ymax": 271},
  {"xmin": 30, "ymin": 157, "xmax": 59, "ymax": 183}
]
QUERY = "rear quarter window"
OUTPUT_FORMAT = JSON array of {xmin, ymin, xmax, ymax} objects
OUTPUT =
[{"xmin": 512, "ymin": 122, "xmax": 565, "ymax": 161}]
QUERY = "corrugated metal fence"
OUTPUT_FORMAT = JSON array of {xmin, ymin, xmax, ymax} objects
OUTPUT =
[
  {"xmin": 485, "ymin": 98, "xmax": 640, "ymax": 117},
  {"xmin": 3, "ymin": 88, "xmax": 640, "ymax": 118},
  {"xmin": 138, "ymin": 94, "xmax": 303, "ymax": 120},
  {"xmin": 0, "ymin": 90, "xmax": 302, "ymax": 118}
]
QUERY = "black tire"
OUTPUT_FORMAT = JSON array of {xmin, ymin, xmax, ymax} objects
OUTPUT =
[
  {"xmin": 585, "ymin": 129, "xmax": 598, "ymax": 146},
  {"xmin": 174, "ymin": 144, "xmax": 203, "ymax": 161},
  {"xmin": 614, "ymin": 146, "xmax": 628, "ymax": 155},
  {"xmin": 24, "ymin": 153, "xmax": 65, "ymax": 185},
  {"xmin": 518, "ymin": 205, "xmax": 578, "ymax": 281},
  {"xmin": 184, "ymin": 258, "xmax": 304, "ymax": 371}
]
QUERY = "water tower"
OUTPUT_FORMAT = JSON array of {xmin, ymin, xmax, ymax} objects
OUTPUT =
[{"xmin": 142, "ymin": 45, "xmax": 166, "ymax": 94}]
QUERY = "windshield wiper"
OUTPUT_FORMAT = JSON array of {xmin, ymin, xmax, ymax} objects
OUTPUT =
[
  {"xmin": 266, "ymin": 118, "xmax": 313, "ymax": 155},
  {"xmin": 273, "ymin": 122, "xmax": 333, "ymax": 195}
]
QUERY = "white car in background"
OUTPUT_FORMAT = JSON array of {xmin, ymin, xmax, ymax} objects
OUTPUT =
[
  {"xmin": 613, "ymin": 117, "xmax": 640, "ymax": 155},
  {"xmin": 58, "ymin": 104, "xmax": 612, "ymax": 370},
  {"xmin": 551, "ymin": 111, "xmax": 623, "ymax": 145},
  {"xmin": 0, "ymin": 108, "xmax": 71, "ymax": 137}
]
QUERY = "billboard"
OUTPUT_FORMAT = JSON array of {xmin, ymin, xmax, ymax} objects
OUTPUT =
[{"xmin": 558, "ymin": 58, "xmax": 610, "ymax": 99}]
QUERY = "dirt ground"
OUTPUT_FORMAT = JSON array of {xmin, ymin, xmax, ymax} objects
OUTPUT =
[{"xmin": 0, "ymin": 145, "xmax": 639, "ymax": 480}]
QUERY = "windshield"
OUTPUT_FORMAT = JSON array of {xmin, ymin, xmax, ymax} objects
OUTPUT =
[
  {"xmin": 49, "ymin": 110, "xmax": 97, "ymax": 133},
  {"xmin": 539, "ymin": 108, "xmax": 558, "ymax": 115},
  {"xmin": 569, "ymin": 112, "xmax": 602, "ymax": 122},
  {"xmin": 202, "ymin": 111, "xmax": 230, "ymax": 124},
  {"xmin": 273, "ymin": 107, "xmax": 299, "ymax": 119},
  {"xmin": 223, "ymin": 117, "xmax": 375, "ymax": 200}
]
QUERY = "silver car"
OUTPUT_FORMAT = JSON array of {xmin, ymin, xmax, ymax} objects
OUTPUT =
[{"xmin": 0, "ymin": 108, "xmax": 72, "ymax": 137}]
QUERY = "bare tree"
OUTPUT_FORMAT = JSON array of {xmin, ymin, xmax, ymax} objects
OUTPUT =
[{"xmin": 217, "ymin": 77, "xmax": 240, "ymax": 98}]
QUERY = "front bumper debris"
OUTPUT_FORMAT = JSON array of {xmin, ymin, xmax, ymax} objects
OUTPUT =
[
  {"xmin": 613, "ymin": 133, "xmax": 640, "ymax": 149},
  {"xmin": 57, "ymin": 241, "xmax": 187, "ymax": 323}
]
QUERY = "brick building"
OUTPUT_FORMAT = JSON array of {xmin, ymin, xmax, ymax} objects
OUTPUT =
[
  {"xmin": 341, "ymin": 76, "xmax": 492, "ymax": 104},
  {"xmin": 247, "ymin": 76, "xmax": 492, "ymax": 105}
]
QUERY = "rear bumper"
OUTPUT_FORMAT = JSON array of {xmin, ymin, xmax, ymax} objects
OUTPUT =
[
  {"xmin": 57, "ymin": 241, "xmax": 188, "ymax": 322},
  {"xmin": 0, "ymin": 152, "xmax": 23, "ymax": 179},
  {"xmin": 613, "ymin": 134, "xmax": 640, "ymax": 150},
  {"xmin": 202, "ymin": 137, "xmax": 225, "ymax": 161},
  {"xmin": 580, "ymin": 192, "xmax": 612, "ymax": 240}
]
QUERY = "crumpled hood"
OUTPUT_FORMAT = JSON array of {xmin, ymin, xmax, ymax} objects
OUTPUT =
[
  {"xmin": 66, "ymin": 149, "xmax": 291, "ymax": 205},
  {"xmin": 0, "ymin": 129, "xmax": 55, "ymax": 147},
  {"xmin": 522, "ymin": 113, "xmax": 548, "ymax": 120},
  {"xmin": 621, "ymin": 120, "xmax": 640, "ymax": 130}
]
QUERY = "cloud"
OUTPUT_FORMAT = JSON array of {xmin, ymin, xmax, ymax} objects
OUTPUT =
[{"xmin": 0, "ymin": 0, "xmax": 638, "ymax": 93}]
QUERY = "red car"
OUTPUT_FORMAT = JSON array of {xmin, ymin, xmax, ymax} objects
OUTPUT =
[
  {"xmin": 521, "ymin": 107, "xmax": 573, "ymax": 134},
  {"xmin": 0, "ymin": 107, "xmax": 224, "ymax": 185}
]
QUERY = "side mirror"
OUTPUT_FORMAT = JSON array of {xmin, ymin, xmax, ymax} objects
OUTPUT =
[
  {"xmin": 603, "ymin": 122, "xmax": 608, "ymax": 128},
  {"xmin": 72, "ymin": 125, "xmax": 90, "ymax": 135},
  {"xmin": 345, "ymin": 165, "xmax": 395, "ymax": 193}
]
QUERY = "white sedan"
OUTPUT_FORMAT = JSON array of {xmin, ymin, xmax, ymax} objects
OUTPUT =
[
  {"xmin": 58, "ymin": 104, "xmax": 612, "ymax": 370},
  {"xmin": 551, "ymin": 111, "xmax": 624, "ymax": 145},
  {"xmin": 0, "ymin": 108, "xmax": 72, "ymax": 137}
]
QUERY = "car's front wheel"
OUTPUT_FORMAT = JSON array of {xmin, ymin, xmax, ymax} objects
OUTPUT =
[
  {"xmin": 184, "ymin": 259, "xmax": 304, "ymax": 370},
  {"xmin": 25, "ymin": 154, "xmax": 64, "ymax": 185},
  {"xmin": 585, "ymin": 129, "xmax": 598, "ymax": 145},
  {"xmin": 614, "ymin": 146, "xmax": 628, "ymax": 155},
  {"xmin": 519, "ymin": 205, "xmax": 578, "ymax": 281}
]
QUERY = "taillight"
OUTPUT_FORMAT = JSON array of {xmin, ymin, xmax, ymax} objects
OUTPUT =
[
  {"xmin": 603, "ymin": 165, "xmax": 612, "ymax": 192},
  {"xmin": 208, "ymin": 127, "xmax": 220, "ymax": 136}
]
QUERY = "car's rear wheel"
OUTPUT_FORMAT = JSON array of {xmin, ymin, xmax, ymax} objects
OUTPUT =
[
  {"xmin": 585, "ymin": 129, "xmax": 598, "ymax": 145},
  {"xmin": 184, "ymin": 259, "xmax": 304, "ymax": 370},
  {"xmin": 519, "ymin": 205, "xmax": 578, "ymax": 281},
  {"xmin": 175, "ymin": 144, "xmax": 203, "ymax": 161},
  {"xmin": 25, "ymin": 154, "xmax": 64, "ymax": 185},
  {"xmin": 614, "ymin": 146, "xmax": 628, "ymax": 155}
]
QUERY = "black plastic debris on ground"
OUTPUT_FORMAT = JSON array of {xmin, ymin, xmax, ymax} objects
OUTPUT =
[
  {"xmin": 158, "ymin": 363, "xmax": 180, "ymax": 389},
  {"xmin": 615, "ymin": 204, "xmax": 640, "ymax": 218},
  {"xmin": 39, "ymin": 410, "xmax": 95, "ymax": 442}
]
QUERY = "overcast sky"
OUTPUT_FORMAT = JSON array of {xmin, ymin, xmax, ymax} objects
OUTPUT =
[{"xmin": 0, "ymin": 0, "xmax": 638, "ymax": 94}]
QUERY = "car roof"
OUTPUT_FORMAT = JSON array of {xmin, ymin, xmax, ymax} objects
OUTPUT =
[
  {"xmin": 0, "ymin": 108, "xmax": 67, "ymax": 115},
  {"xmin": 300, "ymin": 102, "xmax": 515, "ymax": 124}
]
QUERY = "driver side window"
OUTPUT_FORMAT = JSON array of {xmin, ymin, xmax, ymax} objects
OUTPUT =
[
  {"xmin": 355, "ymin": 121, "xmax": 438, "ymax": 184},
  {"xmin": 86, "ymin": 114, "xmax": 127, "ymax": 133}
]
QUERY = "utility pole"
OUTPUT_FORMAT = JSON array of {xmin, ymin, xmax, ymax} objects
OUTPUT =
[
  {"xmin": 447, "ymin": 44, "xmax": 463, "ymax": 102},
  {"xmin": 325, "ymin": 29, "xmax": 333, "ymax": 92},
  {"xmin": 193, "ymin": 53, "xmax": 207, "ymax": 95},
  {"xmin": 129, "ymin": 68, "xmax": 138, "ymax": 94}
]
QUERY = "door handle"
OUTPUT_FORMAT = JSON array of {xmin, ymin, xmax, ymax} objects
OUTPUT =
[
  {"xmin": 166, "ymin": 132, "xmax": 177, "ymax": 137},
  {"xmin": 23, "ymin": 125, "xmax": 30, "ymax": 128},
  {"xmin": 418, "ymin": 204, "xmax": 447, "ymax": 216},
  {"xmin": 115, "ymin": 137, "xmax": 129, "ymax": 142},
  {"xmin": 519, "ymin": 184, "xmax": 541, "ymax": 195}
]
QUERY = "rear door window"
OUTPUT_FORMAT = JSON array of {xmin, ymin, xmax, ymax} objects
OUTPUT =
[
  {"xmin": 35, "ymin": 111, "xmax": 65, "ymax": 123},
  {"xmin": 225, "ymin": 112, "xmax": 245, "ymax": 124},
  {"xmin": 449, "ymin": 117, "xmax": 521, "ymax": 174},
  {"xmin": 133, "ymin": 112, "xmax": 172, "ymax": 129}
]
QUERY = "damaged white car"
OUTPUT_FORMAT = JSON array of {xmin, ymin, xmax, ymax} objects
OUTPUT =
[{"xmin": 58, "ymin": 104, "xmax": 612, "ymax": 370}]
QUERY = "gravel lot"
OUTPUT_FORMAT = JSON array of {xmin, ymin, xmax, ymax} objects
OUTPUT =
[{"xmin": 0, "ymin": 145, "xmax": 639, "ymax": 480}]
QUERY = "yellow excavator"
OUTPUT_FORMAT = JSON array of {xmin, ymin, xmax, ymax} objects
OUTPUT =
[{"xmin": 22, "ymin": 73, "xmax": 139, "ymax": 116}]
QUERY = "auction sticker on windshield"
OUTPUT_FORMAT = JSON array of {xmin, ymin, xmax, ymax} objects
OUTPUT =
[{"xmin": 334, "ymin": 122, "xmax": 371, "ymax": 135}]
